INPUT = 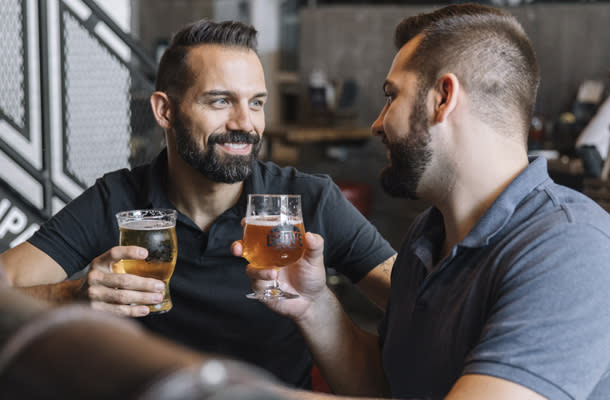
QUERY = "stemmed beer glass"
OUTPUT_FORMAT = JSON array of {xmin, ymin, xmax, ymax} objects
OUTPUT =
[{"xmin": 242, "ymin": 194, "xmax": 305, "ymax": 300}]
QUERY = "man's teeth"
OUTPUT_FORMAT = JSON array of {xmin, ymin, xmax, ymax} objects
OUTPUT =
[{"xmin": 225, "ymin": 143, "xmax": 248, "ymax": 149}]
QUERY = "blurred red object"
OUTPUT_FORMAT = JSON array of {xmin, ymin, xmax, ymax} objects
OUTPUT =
[
  {"xmin": 336, "ymin": 181, "xmax": 373, "ymax": 217},
  {"xmin": 312, "ymin": 364, "xmax": 331, "ymax": 393}
]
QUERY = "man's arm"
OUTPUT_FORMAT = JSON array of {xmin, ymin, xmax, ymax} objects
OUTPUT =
[
  {"xmin": 2, "ymin": 242, "xmax": 68, "ymax": 285},
  {"xmin": 356, "ymin": 254, "xmax": 396, "ymax": 310},
  {"xmin": 265, "ymin": 374, "xmax": 546, "ymax": 400},
  {"xmin": 240, "ymin": 233, "xmax": 390, "ymax": 397},
  {"xmin": 445, "ymin": 375, "xmax": 546, "ymax": 400},
  {"xmin": 0, "ymin": 242, "xmax": 81, "ymax": 302},
  {"xmin": 296, "ymin": 286, "xmax": 390, "ymax": 397},
  {"xmin": 1, "ymin": 242, "xmax": 166, "ymax": 316}
]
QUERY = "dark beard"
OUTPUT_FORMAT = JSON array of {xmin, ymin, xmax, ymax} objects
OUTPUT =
[
  {"xmin": 174, "ymin": 116, "xmax": 261, "ymax": 184},
  {"xmin": 380, "ymin": 86, "xmax": 432, "ymax": 199}
]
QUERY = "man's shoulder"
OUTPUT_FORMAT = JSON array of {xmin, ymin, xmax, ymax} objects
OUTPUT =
[
  {"xmin": 254, "ymin": 160, "xmax": 333, "ymax": 187},
  {"xmin": 531, "ymin": 181, "xmax": 610, "ymax": 235},
  {"xmin": 70, "ymin": 162, "xmax": 155, "ymax": 212},
  {"xmin": 490, "ymin": 181, "xmax": 610, "ymax": 269},
  {"xmin": 95, "ymin": 163, "xmax": 150, "ymax": 190}
]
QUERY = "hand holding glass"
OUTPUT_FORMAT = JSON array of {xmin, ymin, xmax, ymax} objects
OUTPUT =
[
  {"xmin": 115, "ymin": 209, "xmax": 178, "ymax": 313},
  {"xmin": 243, "ymin": 195, "xmax": 305, "ymax": 300}
]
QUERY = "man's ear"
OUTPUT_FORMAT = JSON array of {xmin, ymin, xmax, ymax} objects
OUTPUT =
[
  {"xmin": 150, "ymin": 91, "xmax": 172, "ymax": 129},
  {"xmin": 432, "ymin": 73, "xmax": 459, "ymax": 124}
]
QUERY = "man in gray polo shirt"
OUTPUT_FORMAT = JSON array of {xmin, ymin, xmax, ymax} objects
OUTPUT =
[{"xmin": 239, "ymin": 4, "xmax": 610, "ymax": 400}]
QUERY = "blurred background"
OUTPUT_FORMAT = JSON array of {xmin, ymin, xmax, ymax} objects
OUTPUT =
[{"xmin": 1, "ymin": 0, "xmax": 609, "ymax": 326}]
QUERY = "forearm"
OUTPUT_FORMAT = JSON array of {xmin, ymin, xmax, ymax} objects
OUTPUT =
[
  {"xmin": 16, "ymin": 278, "xmax": 86, "ymax": 304},
  {"xmin": 272, "ymin": 384, "xmax": 386, "ymax": 400},
  {"xmin": 296, "ymin": 287, "xmax": 389, "ymax": 397},
  {"xmin": 357, "ymin": 254, "xmax": 396, "ymax": 310}
]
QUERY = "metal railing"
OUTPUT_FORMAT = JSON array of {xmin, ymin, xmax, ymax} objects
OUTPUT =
[{"xmin": 0, "ymin": 0, "xmax": 161, "ymax": 250}]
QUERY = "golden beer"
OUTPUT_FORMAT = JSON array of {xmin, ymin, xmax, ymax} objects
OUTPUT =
[
  {"xmin": 115, "ymin": 210, "xmax": 178, "ymax": 313},
  {"xmin": 244, "ymin": 194, "xmax": 303, "ymax": 300},
  {"xmin": 243, "ymin": 216, "xmax": 305, "ymax": 268}
]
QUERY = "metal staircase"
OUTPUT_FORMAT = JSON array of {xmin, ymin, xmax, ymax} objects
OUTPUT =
[{"xmin": 0, "ymin": 0, "xmax": 161, "ymax": 251}]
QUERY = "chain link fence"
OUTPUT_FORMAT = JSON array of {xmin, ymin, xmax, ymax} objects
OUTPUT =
[
  {"xmin": 60, "ymin": 4, "xmax": 162, "ymax": 188},
  {"xmin": 0, "ymin": 0, "xmax": 26, "ymax": 132},
  {"xmin": 1, "ymin": 0, "xmax": 161, "ymax": 191}
]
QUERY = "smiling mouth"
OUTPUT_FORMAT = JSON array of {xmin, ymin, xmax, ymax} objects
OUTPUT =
[
  {"xmin": 219, "ymin": 142, "xmax": 252, "ymax": 155},
  {"xmin": 225, "ymin": 143, "xmax": 248, "ymax": 150}
]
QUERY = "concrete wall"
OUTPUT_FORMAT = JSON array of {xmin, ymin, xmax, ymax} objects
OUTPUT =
[
  {"xmin": 132, "ymin": 0, "xmax": 215, "ymax": 56},
  {"xmin": 133, "ymin": 0, "xmax": 283, "ymax": 125},
  {"xmin": 299, "ymin": 3, "xmax": 610, "ymax": 126}
]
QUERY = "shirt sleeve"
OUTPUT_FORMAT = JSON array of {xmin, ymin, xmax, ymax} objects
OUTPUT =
[
  {"xmin": 28, "ymin": 176, "xmax": 121, "ymax": 277},
  {"xmin": 463, "ymin": 223, "xmax": 610, "ymax": 400},
  {"xmin": 312, "ymin": 178, "xmax": 395, "ymax": 283}
]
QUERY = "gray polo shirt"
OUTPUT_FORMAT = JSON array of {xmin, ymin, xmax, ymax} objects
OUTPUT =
[{"xmin": 380, "ymin": 156, "xmax": 610, "ymax": 400}]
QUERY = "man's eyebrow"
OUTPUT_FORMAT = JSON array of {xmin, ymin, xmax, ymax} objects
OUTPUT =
[
  {"xmin": 202, "ymin": 90, "xmax": 234, "ymax": 97},
  {"xmin": 200, "ymin": 90, "xmax": 268, "ymax": 99}
]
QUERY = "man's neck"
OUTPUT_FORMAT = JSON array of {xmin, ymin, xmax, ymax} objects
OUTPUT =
[
  {"xmin": 166, "ymin": 156, "xmax": 245, "ymax": 232},
  {"xmin": 435, "ymin": 136, "xmax": 529, "ymax": 260}
]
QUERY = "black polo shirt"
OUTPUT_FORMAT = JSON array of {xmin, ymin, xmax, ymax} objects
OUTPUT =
[{"xmin": 29, "ymin": 149, "xmax": 395, "ymax": 387}]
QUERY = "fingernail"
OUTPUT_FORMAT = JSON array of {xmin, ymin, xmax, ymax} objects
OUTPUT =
[
  {"xmin": 153, "ymin": 294, "xmax": 163, "ymax": 302},
  {"xmin": 154, "ymin": 282, "xmax": 165, "ymax": 291},
  {"xmin": 137, "ymin": 307, "xmax": 149, "ymax": 317}
]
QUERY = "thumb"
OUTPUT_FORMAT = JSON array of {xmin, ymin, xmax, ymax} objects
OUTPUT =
[
  {"xmin": 302, "ymin": 232, "xmax": 324, "ymax": 266},
  {"xmin": 231, "ymin": 240, "xmax": 244, "ymax": 257}
]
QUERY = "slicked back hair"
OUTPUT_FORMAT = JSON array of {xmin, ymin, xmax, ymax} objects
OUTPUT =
[
  {"xmin": 394, "ymin": 4, "xmax": 539, "ymax": 141},
  {"xmin": 155, "ymin": 19, "xmax": 258, "ymax": 98}
]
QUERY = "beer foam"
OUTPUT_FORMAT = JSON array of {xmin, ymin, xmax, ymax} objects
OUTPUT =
[
  {"xmin": 245, "ymin": 216, "xmax": 303, "ymax": 226},
  {"xmin": 120, "ymin": 220, "xmax": 174, "ymax": 230}
]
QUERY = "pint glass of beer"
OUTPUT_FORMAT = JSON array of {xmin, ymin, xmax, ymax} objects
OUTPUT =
[
  {"xmin": 115, "ymin": 209, "xmax": 178, "ymax": 313},
  {"xmin": 243, "ymin": 194, "xmax": 305, "ymax": 300}
]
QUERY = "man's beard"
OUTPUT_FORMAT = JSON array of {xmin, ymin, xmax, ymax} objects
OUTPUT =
[
  {"xmin": 380, "ymin": 87, "xmax": 432, "ymax": 199},
  {"xmin": 173, "ymin": 113, "xmax": 262, "ymax": 184}
]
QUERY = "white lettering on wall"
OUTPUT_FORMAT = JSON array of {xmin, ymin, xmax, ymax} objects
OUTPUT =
[
  {"xmin": 0, "ymin": 197, "xmax": 41, "ymax": 248},
  {"xmin": 0, "ymin": 207, "xmax": 27, "ymax": 238},
  {"xmin": 0, "ymin": 198, "xmax": 10, "ymax": 218}
]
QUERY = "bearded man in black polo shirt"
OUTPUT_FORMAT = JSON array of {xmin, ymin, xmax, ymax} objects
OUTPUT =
[{"xmin": 0, "ymin": 20, "xmax": 396, "ymax": 388}]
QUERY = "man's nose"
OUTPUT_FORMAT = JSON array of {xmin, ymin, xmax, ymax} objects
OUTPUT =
[
  {"xmin": 227, "ymin": 103, "xmax": 255, "ymax": 133},
  {"xmin": 371, "ymin": 107, "xmax": 386, "ymax": 137}
]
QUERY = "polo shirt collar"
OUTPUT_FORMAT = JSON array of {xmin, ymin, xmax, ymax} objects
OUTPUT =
[
  {"xmin": 461, "ymin": 156, "xmax": 552, "ymax": 248},
  {"xmin": 145, "ymin": 148, "xmax": 174, "ymax": 209},
  {"xmin": 234, "ymin": 160, "xmax": 265, "ymax": 215},
  {"xmin": 144, "ymin": 150, "xmax": 264, "ymax": 219},
  {"xmin": 412, "ymin": 156, "xmax": 552, "ymax": 271}
]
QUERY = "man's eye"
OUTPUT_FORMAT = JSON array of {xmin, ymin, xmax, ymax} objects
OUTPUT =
[
  {"xmin": 251, "ymin": 99, "xmax": 264, "ymax": 108},
  {"xmin": 212, "ymin": 98, "xmax": 229, "ymax": 106}
]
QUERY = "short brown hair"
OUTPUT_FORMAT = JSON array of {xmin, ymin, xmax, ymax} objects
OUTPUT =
[
  {"xmin": 155, "ymin": 19, "xmax": 258, "ymax": 97},
  {"xmin": 395, "ymin": 4, "xmax": 539, "ymax": 140}
]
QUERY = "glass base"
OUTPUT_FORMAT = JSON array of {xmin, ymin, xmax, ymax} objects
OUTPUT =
[
  {"xmin": 147, "ymin": 298, "xmax": 172, "ymax": 314},
  {"xmin": 246, "ymin": 287, "xmax": 299, "ymax": 301}
]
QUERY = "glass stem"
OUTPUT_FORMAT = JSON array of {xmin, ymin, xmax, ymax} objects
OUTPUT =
[{"xmin": 271, "ymin": 267, "xmax": 281, "ymax": 291}]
